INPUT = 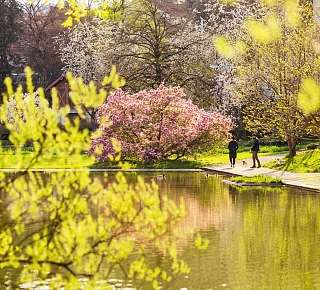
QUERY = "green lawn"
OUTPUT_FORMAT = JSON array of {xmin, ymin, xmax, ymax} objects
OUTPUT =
[
  {"xmin": 0, "ymin": 143, "xmax": 289, "ymax": 169},
  {"xmin": 1, "ymin": 139, "xmax": 318, "ymax": 170},
  {"xmin": 266, "ymin": 149, "xmax": 320, "ymax": 173},
  {"xmin": 0, "ymin": 149, "xmax": 95, "ymax": 169}
]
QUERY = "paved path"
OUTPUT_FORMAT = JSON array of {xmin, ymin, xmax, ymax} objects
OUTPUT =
[{"xmin": 203, "ymin": 155, "xmax": 320, "ymax": 192}]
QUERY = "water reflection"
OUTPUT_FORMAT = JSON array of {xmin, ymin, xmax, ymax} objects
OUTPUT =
[
  {"xmin": 1, "ymin": 172, "xmax": 320, "ymax": 289},
  {"xmin": 116, "ymin": 172, "xmax": 320, "ymax": 290}
]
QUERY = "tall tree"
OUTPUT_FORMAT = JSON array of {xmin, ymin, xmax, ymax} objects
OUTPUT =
[
  {"xmin": 230, "ymin": 5, "xmax": 320, "ymax": 156},
  {"xmin": 0, "ymin": 0, "xmax": 21, "ymax": 91}
]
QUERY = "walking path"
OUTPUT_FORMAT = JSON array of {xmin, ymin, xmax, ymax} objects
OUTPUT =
[{"xmin": 203, "ymin": 155, "xmax": 320, "ymax": 192}]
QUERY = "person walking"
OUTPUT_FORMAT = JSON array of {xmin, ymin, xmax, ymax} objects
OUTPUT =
[
  {"xmin": 251, "ymin": 136, "xmax": 261, "ymax": 168},
  {"xmin": 228, "ymin": 136, "xmax": 239, "ymax": 168}
]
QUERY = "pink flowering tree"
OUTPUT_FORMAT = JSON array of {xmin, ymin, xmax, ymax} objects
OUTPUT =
[{"xmin": 91, "ymin": 85, "xmax": 232, "ymax": 162}]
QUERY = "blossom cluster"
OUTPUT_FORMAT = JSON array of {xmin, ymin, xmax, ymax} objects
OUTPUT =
[{"xmin": 91, "ymin": 85, "xmax": 232, "ymax": 161}]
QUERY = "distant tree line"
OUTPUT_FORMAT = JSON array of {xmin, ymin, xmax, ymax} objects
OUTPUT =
[{"xmin": 0, "ymin": 0, "xmax": 64, "ymax": 91}]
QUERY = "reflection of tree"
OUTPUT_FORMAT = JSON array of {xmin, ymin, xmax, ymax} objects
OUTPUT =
[
  {"xmin": 0, "ymin": 170, "xmax": 190, "ymax": 289},
  {"xmin": 156, "ymin": 181, "xmax": 320, "ymax": 290},
  {"xmin": 104, "ymin": 172, "xmax": 234, "ymax": 236},
  {"xmin": 145, "ymin": 172, "xmax": 234, "ymax": 235},
  {"xmin": 223, "ymin": 188, "xmax": 320, "ymax": 289}
]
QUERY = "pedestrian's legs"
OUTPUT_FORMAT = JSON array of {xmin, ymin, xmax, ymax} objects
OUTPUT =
[
  {"xmin": 232, "ymin": 157, "xmax": 236, "ymax": 167},
  {"xmin": 229, "ymin": 155, "xmax": 233, "ymax": 167},
  {"xmin": 256, "ymin": 152, "xmax": 261, "ymax": 167},
  {"xmin": 252, "ymin": 151, "xmax": 261, "ymax": 168},
  {"xmin": 251, "ymin": 151, "xmax": 256, "ymax": 167}
]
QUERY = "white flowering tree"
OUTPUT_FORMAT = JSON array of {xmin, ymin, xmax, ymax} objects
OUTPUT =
[
  {"xmin": 195, "ymin": 0, "xmax": 264, "ymax": 37},
  {"xmin": 194, "ymin": 0, "xmax": 265, "ymax": 122},
  {"xmin": 59, "ymin": 0, "xmax": 217, "ymax": 106}
]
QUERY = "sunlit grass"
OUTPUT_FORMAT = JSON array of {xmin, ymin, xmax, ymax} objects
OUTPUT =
[
  {"xmin": 0, "ymin": 149, "xmax": 273, "ymax": 169},
  {"xmin": 1, "ymin": 141, "xmax": 317, "ymax": 170},
  {"xmin": 266, "ymin": 149, "xmax": 320, "ymax": 173},
  {"xmin": 0, "ymin": 149, "xmax": 94, "ymax": 169},
  {"xmin": 230, "ymin": 175, "xmax": 282, "ymax": 184}
]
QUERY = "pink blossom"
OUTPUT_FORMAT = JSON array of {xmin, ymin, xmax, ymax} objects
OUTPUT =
[{"xmin": 91, "ymin": 84, "xmax": 232, "ymax": 161}]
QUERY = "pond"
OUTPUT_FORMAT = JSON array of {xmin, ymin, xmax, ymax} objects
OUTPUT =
[
  {"xmin": 2, "ymin": 172, "xmax": 320, "ymax": 289},
  {"xmin": 120, "ymin": 172, "xmax": 320, "ymax": 290}
]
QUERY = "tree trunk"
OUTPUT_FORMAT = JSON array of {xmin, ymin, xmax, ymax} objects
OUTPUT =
[{"xmin": 287, "ymin": 137, "xmax": 297, "ymax": 157}]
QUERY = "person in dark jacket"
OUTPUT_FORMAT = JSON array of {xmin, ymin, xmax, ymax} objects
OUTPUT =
[
  {"xmin": 251, "ymin": 136, "xmax": 261, "ymax": 168},
  {"xmin": 228, "ymin": 136, "xmax": 239, "ymax": 168}
]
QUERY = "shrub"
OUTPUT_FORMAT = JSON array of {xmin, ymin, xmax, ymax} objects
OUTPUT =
[{"xmin": 91, "ymin": 85, "xmax": 232, "ymax": 162}]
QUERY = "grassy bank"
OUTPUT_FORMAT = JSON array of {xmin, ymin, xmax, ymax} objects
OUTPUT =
[
  {"xmin": 0, "ymin": 150, "xmax": 95, "ymax": 169},
  {"xmin": 266, "ymin": 149, "xmax": 320, "ymax": 173},
  {"xmin": 0, "ymin": 143, "xmax": 289, "ymax": 169},
  {"xmin": 94, "ymin": 150, "xmax": 265, "ymax": 169},
  {"xmin": 230, "ymin": 175, "xmax": 282, "ymax": 184}
]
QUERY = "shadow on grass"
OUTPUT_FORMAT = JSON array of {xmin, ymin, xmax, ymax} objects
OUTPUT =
[
  {"xmin": 268, "ymin": 149, "xmax": 320, "ymax": 173},
  {"xmin": 90, "ymin": 159, "xmax": 202, "ymax": 169}
]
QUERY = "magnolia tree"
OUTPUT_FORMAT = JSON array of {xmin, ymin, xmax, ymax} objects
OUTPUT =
[{"xmin": 91, "ymin": 85, "xmax": 232, "ymax": 162}]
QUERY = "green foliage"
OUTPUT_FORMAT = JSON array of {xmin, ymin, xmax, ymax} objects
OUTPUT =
[
  {"xmin": 216, "ymin": 1, "xmax": 319, "ymax": 157},
  {"xmin": 194, "ymin": 233, "xmax": 209, "ymax": 250},
  {"xmin": 245, "ymin": 15, "xmax": 281, "ymax": 44},
  {"xmin": 0, "ymin": 67, "xmax": 192, "ymax": 288},
  {"xmin": 213, "ymin": 37, "xmax": 246, "ymax": 59},
  {"xmin": 298, "ymin": 78, "xmax": 320, "ymax": 115},
  {"xmin": 60, "ymin": 0, "xmax": 125, "ymax": 27},
  {"xmin": 230, "ymin": 175, "xmax": 282, "ymax": 184},
  {"xmin": 239, "ymin": 17, "xmax": 319, "ymax": 156}
]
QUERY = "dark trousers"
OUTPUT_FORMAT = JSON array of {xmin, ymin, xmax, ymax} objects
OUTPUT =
[
  {"xmin": 252, "ymin": 151, "xmax": 261, "ymax": 167},
  {"xmin": 229, "ymin": 154, "xmax": 236, "ymax": 166}
]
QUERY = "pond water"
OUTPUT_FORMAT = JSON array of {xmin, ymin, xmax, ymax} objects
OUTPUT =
[
  {"xmin": 2, "ymin": 172, "xmax": 320, "ymax": 289},
  {"xmin": 121, "ymin": 172, "xmax": 320, "ymax": 290}
]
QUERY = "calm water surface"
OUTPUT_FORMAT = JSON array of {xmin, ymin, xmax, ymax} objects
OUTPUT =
[
  {"xmin": 123, "ymin": 172, "xmax": 320, "ymax": 290},
  {"xmin": 2, "ymin": 172, "xmax": 320, "ymax": 290}
]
